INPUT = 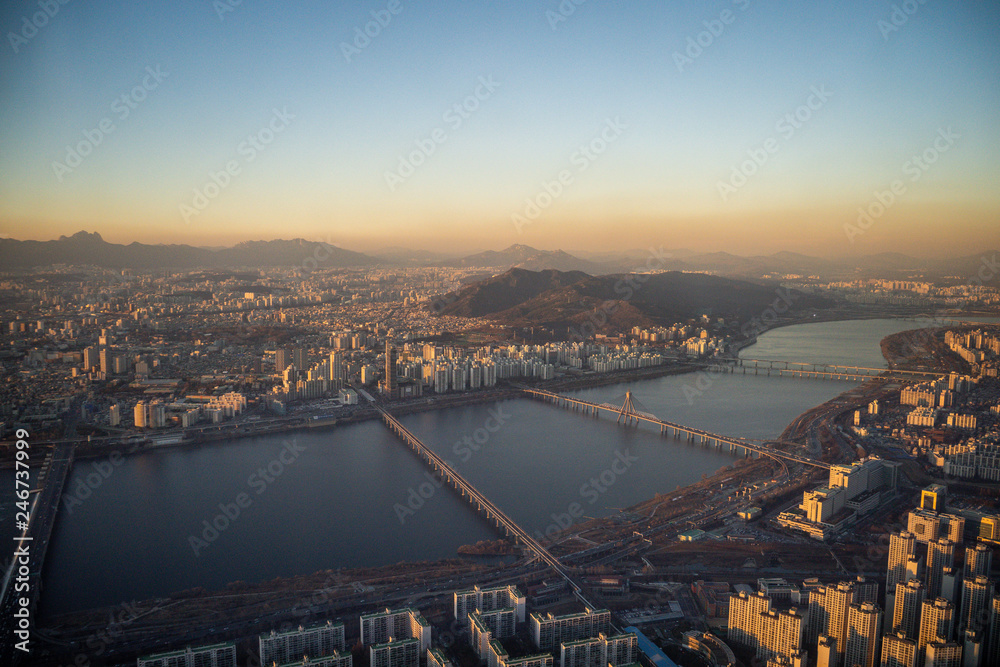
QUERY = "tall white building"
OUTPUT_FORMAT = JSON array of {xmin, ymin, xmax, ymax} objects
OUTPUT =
[
  {"xmin": 559, "ymin": 633, "xmax": 636, "ymax": 667},
  {"xmin": 892, "ymin": 579, "xmax": 925, "ymax": 640},
  {"xmin": 259, "ymin": 621, "xmax": 345, "ymax": 666},
  {"xmin": 918, "ymin": 598, "xmax": 955, "ymax": 662},
  {"xmin": 960, "ymin": 576, "xmax": 993, "ymax": 634},
  {"xmin": 360, "ymin": 608, "xmax": 431, "ymax": 653},
  {"xmin": 137, "ymin": 642, "xmax": 236, "ymax": 667},
  {"xmin": 844, "ymin": 602, "xmax": 881, "ymax": 667},
  {"xmin": 727, "ymin": 591, "xmax": 804, "ymax": 663},
  {"xmin": 530, "ymin": 608, "xmax": 611, "ymax": 651},
  {"xmin": 880, "ymin": 631, "xmax": 917, "ymax": 667}
]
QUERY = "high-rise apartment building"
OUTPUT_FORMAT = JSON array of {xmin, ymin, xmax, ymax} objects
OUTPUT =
[
  {"xmin": 918, "ymin": 598, "xmax": 955, "ymax": 662},
  {"xmin": 137, "ymin": 642, "xmax": 236, "ymax": 667},
  {"xmin": 559, "ymin": 633, "xmax": 636, "ymax": 667},
  {"xmin": 807, "ymin": 581, "xmax": 855, "ymax": 650},
  {"xmin": 927, "ymin": 539, "xmax": 956, "ymax": 599},
  {"xmin": 960, "ymin": 576, "xmax": 993, "ymax": 633},
  {"xmin": 259, "ymin": 621, "xmax": 345, "ymax": 666},
  {"xmin": 923, "ymin": 641, "xmax": 962, "ymax": 667},
  {"xmin": 530, "ymin": 608, "xmax": 611, "ymax": 651},
  {"xmin": 892, "ymin": 579, "xmax": 925, "ymax": 640},
  {"xmin": 454, "ymin": 584, "xmax": 526, "ymax": 627},
  {"xmin": 880, "ymin": 631, "xmax": 917, "ymax": 667},
  {"xmin": 844, "ymin": 602, "xmax": 881, "ymax": 667},
  {"xmin": 965, "ymin": 544, "xmax": 993, "ymax": 579},
  {"xmin": 360, "ymin": 608, "xmax": 431, "ymax": 653},
  {"xmin": 369, "ymin": 637, "xmax": 419, "ymax": 667},
  {"xmin": 727, "ymin": 591, "xmax": 804, "ymax": 663}
]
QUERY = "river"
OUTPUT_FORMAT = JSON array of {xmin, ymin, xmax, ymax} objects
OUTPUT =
[{"xmin": 32, "ymin": 316, "xmax": 997, "ymax": 615}]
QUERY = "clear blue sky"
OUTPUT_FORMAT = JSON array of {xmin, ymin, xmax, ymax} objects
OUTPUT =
[{"xmin": 1, "ymin": 0, "xmax": 998, "ymax": 256}]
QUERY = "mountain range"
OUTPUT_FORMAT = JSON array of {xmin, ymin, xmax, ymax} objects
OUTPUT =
[{"xmin": 1, "ymin": 232, "xmax": 995, "ymax": 282}]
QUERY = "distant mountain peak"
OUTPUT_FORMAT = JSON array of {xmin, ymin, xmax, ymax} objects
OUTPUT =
[{"xmin": 59, "ymin": 230, "xmax": 105, "ymax": 243}]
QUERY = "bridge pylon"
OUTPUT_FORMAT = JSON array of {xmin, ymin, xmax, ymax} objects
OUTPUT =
[{"xmin": 617, "ymin": 391, "xmax": 637, "ymax": 425}]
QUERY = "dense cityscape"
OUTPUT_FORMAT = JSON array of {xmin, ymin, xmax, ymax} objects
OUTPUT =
[{"xmin": 3, "ymin": 2, "xmax": 1000, "ymax": 667}]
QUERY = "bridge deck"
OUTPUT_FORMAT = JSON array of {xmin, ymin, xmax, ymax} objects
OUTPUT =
[{"xmin": 521, "ymin": 388, "xmax": 830, "ymax": 470}]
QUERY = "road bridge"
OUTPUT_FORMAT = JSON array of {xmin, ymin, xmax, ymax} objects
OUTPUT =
[
  {"xmin": 366, "ymin": 396, "xmax": 601, "ymax": 608},
  {"xmin": 520, "ymin": 388, "xmax": 830, "ymax": 470},
  {"xmin": 703, "ymin": 357, "xmax": 940, "ymax": 381}
]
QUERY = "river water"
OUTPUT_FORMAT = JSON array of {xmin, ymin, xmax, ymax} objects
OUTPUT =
[{"xmin": 32, "ymin": 316, "xmax": 996, "ymax": 615}]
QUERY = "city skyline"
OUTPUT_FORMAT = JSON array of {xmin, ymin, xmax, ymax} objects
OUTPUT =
[{"xmin": 1, "ymin": 1, "xmax": 999, "ymax": 257}]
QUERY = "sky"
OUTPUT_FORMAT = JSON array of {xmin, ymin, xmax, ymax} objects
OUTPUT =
[{"xmin": 1, "ymin": 0, "xmax": 998, "ymax": 258}]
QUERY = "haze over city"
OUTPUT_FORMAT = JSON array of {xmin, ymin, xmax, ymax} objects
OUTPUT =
[{"xmin": 1, "ymin": 1, "xmax": 999, "ymax": 255}]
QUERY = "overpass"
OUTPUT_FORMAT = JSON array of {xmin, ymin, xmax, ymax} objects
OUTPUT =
[{"xmin": 520, "ymin": 388, "xmax": 830, "ymax": 470}]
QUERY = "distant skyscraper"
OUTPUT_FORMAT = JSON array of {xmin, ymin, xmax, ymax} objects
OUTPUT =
[
  {"xmin": 385, "ymin": 341, "xmax": 397, "ymax": 395},
  {"xmin": 83, "ymin": 345, "xmax": 99, "ymax": 370},
  {"xmin": 918, "ymin": 598, "xmax": 955, "ymax": 662},
  {"xmin": 880, "ymin": 631, "xmax": 917, "ymax": 667},
  {"xmin": 965, "ymin": 544, "xmax": 993, "ymax": 579},
  {"xmin": 844, "ymin": 602, "xmax": 881, "ymax": 667},
  {"xmin": 960, "ymin": 576, "xmax": 993, "ymax": 634},
  {"xmin": 292, "ymin": 347, "xmax": 308, "ymax": 370},
  {"xmin": 855, "ymin": 575, "xmax": 879, "ymax": 605},
  {"xmin": 892, "ymin": 579, "xmax": 925, "ymax": 640},
  {"xmin": 927, "ymin": 539, "xmax": 956, "ymax": 599},
  {"xmin": 275, "ymin": 348, "xmax": 290, "ymax": 373},
  {"xmin": 330, "ymin": 351, "xmax": 345, "ymax": 388},
  {"xmin": 811, "ymin": 581, "xmax": 854, "ymax": 653},
  {"xmin": 988, "ymin": 595, "xmax": 1000, "ymax": 667},
  {"xmin": 888, "ymin": 532, "xmax": 917, "ymax": 597}
]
